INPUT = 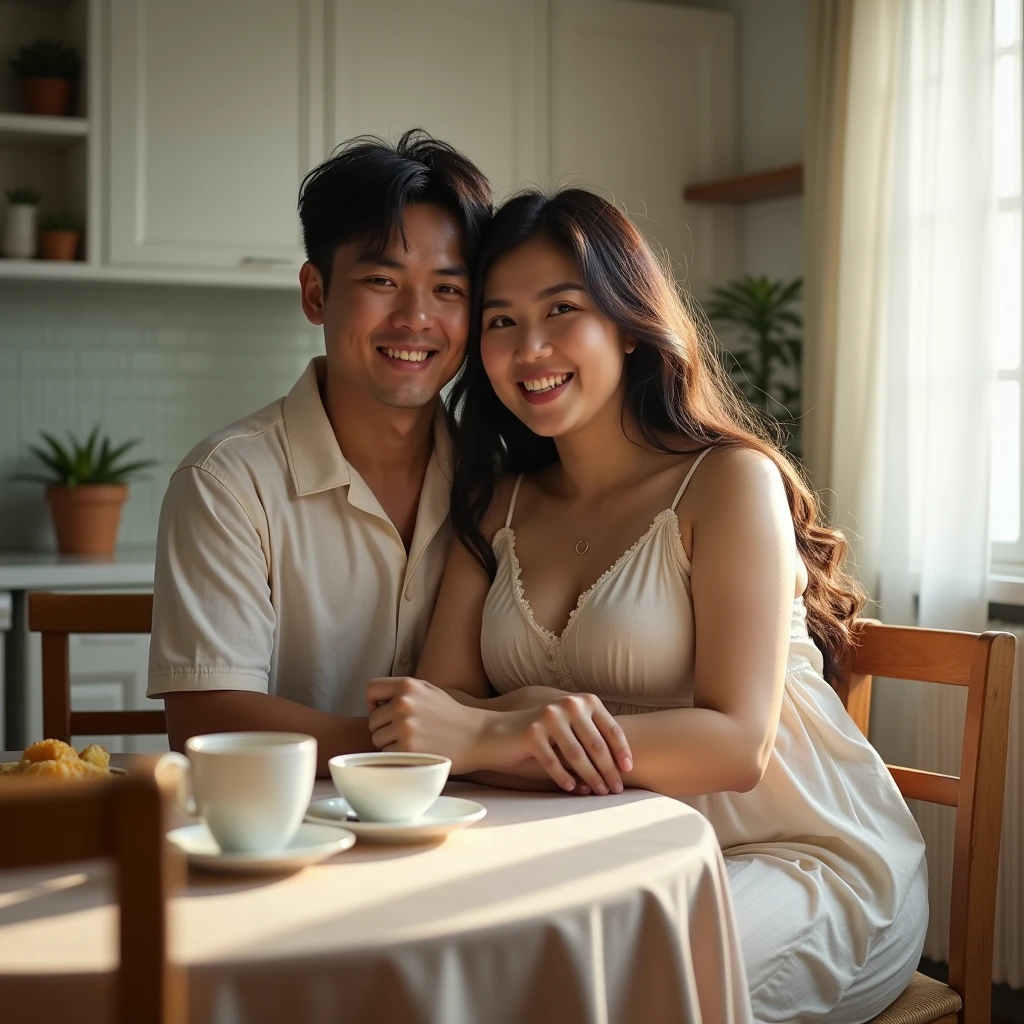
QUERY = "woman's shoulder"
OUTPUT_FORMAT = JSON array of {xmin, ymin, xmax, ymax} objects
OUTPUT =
[{"xmin": 684, "ymin": 445, "xmax": 790, "ymax": 516}]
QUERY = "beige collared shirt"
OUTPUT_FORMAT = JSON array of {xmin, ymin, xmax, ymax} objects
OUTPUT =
[{"xmin": 148, "ymin": 357, "xmax": 452, "ymax": 716}]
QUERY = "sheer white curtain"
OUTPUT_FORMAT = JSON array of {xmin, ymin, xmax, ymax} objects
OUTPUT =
[
  {"xmin": 878, "ymin": 0, "xmax": 996, "ymax": 636},
  {"xmin": 807, "ymin": 0, "xmax": 1009, "ymax": 971},
  {"xmin": 877, "ymin": 0, "xmax": 997, "ymax": 963}
]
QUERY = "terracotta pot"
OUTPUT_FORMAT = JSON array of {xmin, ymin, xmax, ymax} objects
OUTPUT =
[
  {"xmin": 46, "ymin": 485, "xmax": 127, "ymax": 555},
  {"xmin": 40, "ymin": 229, "xmax": 80, "ymax": 261},
  {"xmin": 20, "ymin": 77, "xmax": 73, "ymax": 117}
]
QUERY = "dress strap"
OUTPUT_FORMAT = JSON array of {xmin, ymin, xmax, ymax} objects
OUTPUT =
[
  {"xmin": 670, "ymin": 448, "xmax": 713, "ymax": 510},
  {"xmin": 505, "ymin": 474, "xmax": 525, "ymax": 528}
]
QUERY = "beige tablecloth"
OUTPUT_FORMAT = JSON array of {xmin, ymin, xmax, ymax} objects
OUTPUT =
[{"xmin": 0, "ymin": 767, "xmax": 752, "ymax": 1024}]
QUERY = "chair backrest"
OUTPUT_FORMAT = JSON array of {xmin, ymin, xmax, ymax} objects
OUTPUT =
[
  {"xmin": 838, "ymin": 620, "xmax": 1015, "ymax": 1024},
  {"xmin": 28, "ymin": 592, "xmax": 165, "ymax": 742},
  {"xmin": 0, "ymin": 756, "xmax": 185, "ymax": 1024}
]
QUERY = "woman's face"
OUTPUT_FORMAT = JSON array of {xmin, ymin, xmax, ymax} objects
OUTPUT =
[{"xmin": 480, "ymin": 237, "xmax": 633, "ymax": 438}]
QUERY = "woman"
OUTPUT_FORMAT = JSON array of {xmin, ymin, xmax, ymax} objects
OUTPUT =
[{"xmin": 367, "ymin": 189, "xmax": 928, "ymax": 1023}]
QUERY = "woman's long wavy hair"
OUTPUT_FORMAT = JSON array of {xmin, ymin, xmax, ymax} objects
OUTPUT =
[{"xmin": 449, "ymin": 189, "xmax": 865, "ymax": 684}]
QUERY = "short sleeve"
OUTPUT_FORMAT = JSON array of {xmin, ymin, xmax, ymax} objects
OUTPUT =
[{"xmin": 147, "ymin": 465, "xmax": 275, "ymax": 697}]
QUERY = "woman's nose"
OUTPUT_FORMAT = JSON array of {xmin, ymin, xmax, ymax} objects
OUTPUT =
[{"xmin": 515, "ymin": 326, "xmax": 551, "ymax": 362}]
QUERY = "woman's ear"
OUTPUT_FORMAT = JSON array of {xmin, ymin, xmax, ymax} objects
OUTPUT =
[{"xmin": 623, "ymin": 335, "xmax": 637, "ymax": 355}]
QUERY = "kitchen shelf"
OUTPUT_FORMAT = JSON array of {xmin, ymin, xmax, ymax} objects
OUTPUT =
[
  {"xmin": 684, "ymin": 164, "xmax": 804, "ymax": 204},
  {"xmin": 0, "ymin": 257, "xmax": 300, "ymax": 290},
  {"xmin": 0, "ymin": 113, "xmax": 89, "ymax": 145}
]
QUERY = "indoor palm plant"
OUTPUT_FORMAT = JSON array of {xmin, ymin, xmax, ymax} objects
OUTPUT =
[
  {"xmin": 15, "ymin": 428, "xmax": 156, "ymax": 554},
  {"xmin": 705, "ymin": 275, "xmax": 803, "ymax": 456},
  {"xmin": 9, "ymin": 39, "xmax": 80, "ymax": 117}
]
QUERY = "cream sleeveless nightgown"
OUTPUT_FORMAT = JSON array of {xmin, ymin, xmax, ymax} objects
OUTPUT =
[{"xmin": 480, "ymin": 450, "xmax": 929, "ymax": 1024}]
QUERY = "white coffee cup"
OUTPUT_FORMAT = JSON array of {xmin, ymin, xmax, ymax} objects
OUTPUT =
[
  {"xmin": 328, "ymin": 752, "xmax": 450, "ymax": 823},
  {"xmin": 162, "ymin": 732, "xmax": 316, "ymax": 853}
]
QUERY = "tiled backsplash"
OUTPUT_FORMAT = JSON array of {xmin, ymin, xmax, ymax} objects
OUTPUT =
[{"xmin": 0, "ymin": 281, "xmax": 321, "ymax": 551}]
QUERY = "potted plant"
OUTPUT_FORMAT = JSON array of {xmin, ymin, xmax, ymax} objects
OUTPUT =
[
  {"xmin": 15, "ymin": 428, "xmax": 157, "ymax": 555},
  {"xmin": 39, "ymin": 211, "xmax": 81, "ymax": 261},
  {"xmin": 9, "ymin": 40, "xmax": 80, "ymax": 117},
  {"xmin": 705, "ymin": 275, "xmax": 804, "ymax": 457},
  {"xmin": 3, "ymin": 188, "xmax": 40, "ymax": 259}
]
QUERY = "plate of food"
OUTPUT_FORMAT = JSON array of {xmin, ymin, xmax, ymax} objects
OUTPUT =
[{"xmin": 0, "ymin": 739, "xmax": 122, "ymax": 778}]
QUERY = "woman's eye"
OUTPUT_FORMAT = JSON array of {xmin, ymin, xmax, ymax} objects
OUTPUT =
[
  {"xmin": 550, "ymin": 301, "xmax": 577, "ymax": 316},
  {"xmin": 487, "ymin": 315, "xmax": 516, "ymax": 329}
]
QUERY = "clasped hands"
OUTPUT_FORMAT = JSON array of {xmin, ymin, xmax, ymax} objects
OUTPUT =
[{"xmin": 366, "ymin": 677, "xmax": 633, "ymax": 795}]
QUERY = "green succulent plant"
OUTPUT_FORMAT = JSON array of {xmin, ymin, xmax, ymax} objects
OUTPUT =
[
  {"xmin": 6, "ymin": 188, "xmax": 41, "ymax": 206},
  {"xmin": 39, "ymin": 210, "xmax": 80, "ymax": 232},
  {"xmin": 705, "ymin": 275, "xmax": 803, "ymax": 455},
  {"xmin": 15, "ymin": 427, "xmax": 157, "ymax": 489},
  {"xmin": 9, "ymin": 40, "xmax": 80, "ymax": 81}
]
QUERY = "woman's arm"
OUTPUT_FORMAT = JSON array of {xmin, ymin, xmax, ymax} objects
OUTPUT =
[
  {"xmin": 473, "ymin": 448, "xmax": 796, "ymax": 799},
  {"xmin": 607, "ymin": 448, "xmax": 795, "ymax": 797},
  {"xmin": 414, "ymin": 478, "xmax": 575, "ymax": 712},
  {"xmin": 367, "ymin": 489, "xmax": 633, "ymax": 792}
]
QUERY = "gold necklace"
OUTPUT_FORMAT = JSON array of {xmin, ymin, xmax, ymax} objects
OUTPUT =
[{"xmin": 574, "ymin": 452, "xmax": 646, "ymax": 555}]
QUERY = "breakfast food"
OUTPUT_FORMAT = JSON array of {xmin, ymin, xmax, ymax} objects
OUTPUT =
[{"xmin": 0, "ymin": 741, "xmax": 115, "ymax": 779}]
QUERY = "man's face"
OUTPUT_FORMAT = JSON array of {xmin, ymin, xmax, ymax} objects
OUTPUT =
[{"xmin": 300, "ymin": 203, "xmax": 469, "ymax": 409}]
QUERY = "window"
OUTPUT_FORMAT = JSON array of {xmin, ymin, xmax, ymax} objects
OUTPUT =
[{"xmin": 991, "ymin": 0, "xmax": 1024, "ymax": 572}]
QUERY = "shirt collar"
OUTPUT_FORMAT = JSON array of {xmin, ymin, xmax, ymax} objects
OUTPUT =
[
  {"xmin": 283, "ymin": 356, "xmax": 454, "ymax": 507},
  {"xmin": 283, "ymin": 357, "xmax": 352, "ymax": 496}
]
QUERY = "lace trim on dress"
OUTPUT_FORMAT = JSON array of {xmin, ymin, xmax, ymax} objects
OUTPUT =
[{"xmin": 492, "ymin": 509, "xmax": 684, "ymax": 689}]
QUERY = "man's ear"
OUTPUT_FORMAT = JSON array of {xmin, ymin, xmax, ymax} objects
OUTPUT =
[{"xmin": 300, "ymin": 261, "xmax": 326, "ymax": 326}]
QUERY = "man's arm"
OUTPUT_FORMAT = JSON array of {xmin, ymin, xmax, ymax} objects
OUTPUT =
[
  {"xmin": 150, "ymin": 463, "xmax": 374, "ymax": 775},
  {"xmin": 165, "ymin": 691, "xmax": 374, "ymax": 776}
]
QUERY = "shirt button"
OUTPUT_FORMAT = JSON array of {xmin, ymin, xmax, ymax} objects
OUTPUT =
[{"xmin": 398, "ymin": 651, "xmax": 410, "ymax": 666}]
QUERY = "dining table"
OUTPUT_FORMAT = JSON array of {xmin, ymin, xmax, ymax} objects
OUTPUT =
[{"xmin": 0, "ymin": 753, "xmax": 753, "ymax": 1024}]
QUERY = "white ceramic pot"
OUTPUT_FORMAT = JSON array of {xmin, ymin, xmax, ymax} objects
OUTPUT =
[{"xmin": 3, "ymin": 203, "xmax": 37, "ymax": 259}]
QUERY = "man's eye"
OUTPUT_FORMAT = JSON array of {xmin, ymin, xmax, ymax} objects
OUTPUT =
[
  {"xmin": 436, "ymin": 284, "xmax": 464, "ymax": 295},
  {"xmin": 366, "ymin": 276, "xmax": 394, "ymax": 287}
]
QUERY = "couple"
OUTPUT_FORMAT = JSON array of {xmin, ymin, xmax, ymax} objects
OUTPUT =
[{"xmin": 148, "ymin": 131, "xmax": 928, "ymax": 1024}]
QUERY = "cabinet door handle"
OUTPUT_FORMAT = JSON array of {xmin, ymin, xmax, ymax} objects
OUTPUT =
[{"xmin": 239, "ymin": 256, "xmax": 294, "ymax": 266}]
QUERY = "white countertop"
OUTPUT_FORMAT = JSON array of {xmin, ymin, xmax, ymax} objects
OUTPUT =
[{"xmin": 0, "ymin": 547, "xmax": 155, "ymax": 590}]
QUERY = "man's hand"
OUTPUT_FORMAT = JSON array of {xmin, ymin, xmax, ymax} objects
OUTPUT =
[{"xmin": 367, "ymin": 676, "xmax": 492, "ymax": 774}]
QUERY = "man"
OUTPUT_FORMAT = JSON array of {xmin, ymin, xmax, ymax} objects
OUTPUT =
[{"xmin": 148, "ymin": 131, "xmax": 492, "ymax": 772}]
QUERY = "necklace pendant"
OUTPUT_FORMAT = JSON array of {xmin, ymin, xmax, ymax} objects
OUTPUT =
[{"xmin": 575, "ymin": 539, "xmax": 589, "ymax": 555}]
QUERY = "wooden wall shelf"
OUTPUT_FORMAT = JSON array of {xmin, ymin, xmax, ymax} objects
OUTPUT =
[{"xmin": 684, "ymin": 163, "xmax": 804, "ymax": 204}]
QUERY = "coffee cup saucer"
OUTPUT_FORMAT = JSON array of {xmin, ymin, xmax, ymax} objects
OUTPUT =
[
  {"xmin": 168, "ymin": 821, "xmax": 356, "ymax": 874},
  {"xmin": 305, "ymin": 795, "xmax": 486, "ymax": 844}
]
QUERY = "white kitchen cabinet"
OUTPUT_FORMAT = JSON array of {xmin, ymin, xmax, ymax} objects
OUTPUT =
[
  {"xmin": 327, "ymin": 0, "xmax": 548, "ymax": 203},
  {"xmin": 550, "ymin": 0, "xmax": 738, "ymax": 295},
  {"xmin": 106, "ymin": 0, "xmax": 324, "ymax": 271}
]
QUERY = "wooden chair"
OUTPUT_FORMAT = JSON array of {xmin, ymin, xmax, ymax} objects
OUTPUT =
[
  {"xmin": 835, "ymin": 620, "xmax": 1016, "ymax": 1024},
  {"xmin": 0, "ymin": 755, "xmax": 185, "ymax": 1023},
  {"xmin": 28, "ymin": 592, "xmax": 165, "ymax": 743}
]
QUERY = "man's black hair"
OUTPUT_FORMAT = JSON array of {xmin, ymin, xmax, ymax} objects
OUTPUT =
[{"xmin": 297, "ymin": 128, "xmax": 493, "ymax": 293}]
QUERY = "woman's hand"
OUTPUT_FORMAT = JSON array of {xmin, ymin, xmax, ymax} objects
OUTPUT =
[
  {"xmin": 366, "ymin": 676, "xmax": 492, "ymax": 774},
  {"xmin": 491, "ymin": 694, "xmax": 633, "ymax": 795}
]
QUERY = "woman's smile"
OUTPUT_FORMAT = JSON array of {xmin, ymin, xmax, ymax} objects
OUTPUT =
[{"xmin": 517, "ymin": 372, "xmax": 575, "ymax": 404}]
